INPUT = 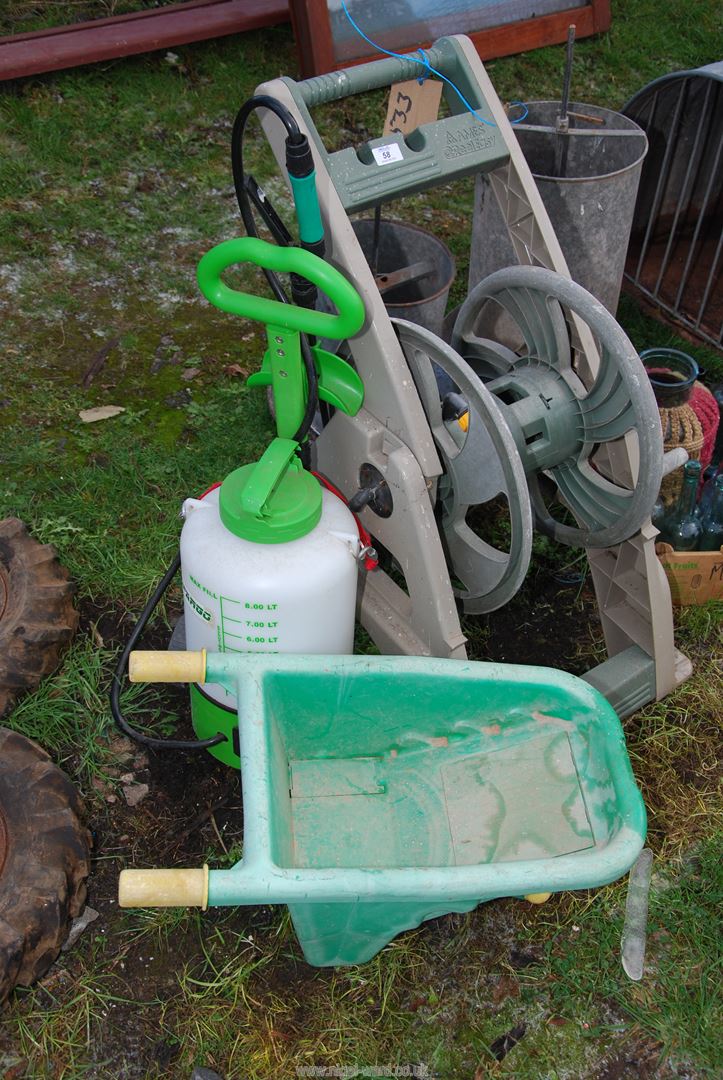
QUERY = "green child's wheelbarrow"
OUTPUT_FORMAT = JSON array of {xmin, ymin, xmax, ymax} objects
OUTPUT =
[{"xmin": 119, "ymin": 650, "xmax": 646, "ymax": 966}]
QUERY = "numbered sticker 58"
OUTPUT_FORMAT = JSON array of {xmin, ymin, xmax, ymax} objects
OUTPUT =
[{"xmin": 372, "ymin": 143, "xmax": 404, "ymax": 166}]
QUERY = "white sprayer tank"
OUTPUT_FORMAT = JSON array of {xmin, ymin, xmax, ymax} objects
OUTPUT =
[{"xmin": 180, "ymin": 486, "xmax": 360, "ymax": 708}]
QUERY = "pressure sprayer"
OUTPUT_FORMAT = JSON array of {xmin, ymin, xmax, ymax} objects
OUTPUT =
[
  {"xmin": 111, "ymin": 94, "xmax": 372, "ymax": 762},
  {"xmin": 111, "ymin": 237, "xmax": 368, "ymax": 762},
  {"xmin": 181, "ymin": 238, "xmax": 368, "ymax": 763}
]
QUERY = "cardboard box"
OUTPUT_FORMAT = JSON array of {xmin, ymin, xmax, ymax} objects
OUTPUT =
[{"xmin": 656, "ymin": 543, "xmax": 723, "ymax": 606}]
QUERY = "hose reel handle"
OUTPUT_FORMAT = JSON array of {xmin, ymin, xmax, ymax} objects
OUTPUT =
[{"xmin": 292, "ymin": 39, "xmax": 455, "ymax": 106}]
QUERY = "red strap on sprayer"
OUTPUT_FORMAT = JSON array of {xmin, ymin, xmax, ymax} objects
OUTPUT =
[
  {"xmin": 312, "ymin": 472, "xmax": 378, "ymax": 571},
  {"xmin": 197, "ymin": 482, "xmax": 222, "ymax": 500}
]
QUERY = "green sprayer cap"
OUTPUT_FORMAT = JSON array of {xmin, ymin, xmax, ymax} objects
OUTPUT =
[{"xmin": 219, "ymin": 437, "xmax": 321, "ymax": 544}]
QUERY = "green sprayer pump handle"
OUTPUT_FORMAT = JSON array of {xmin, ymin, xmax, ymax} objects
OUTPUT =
[
  {"xmin": 240, "ymin": 437, "xmax": 299, "ymax": 518},
  {"xmin": 197, "ymin": 237, "xmax": 365, "ymax": 339}
]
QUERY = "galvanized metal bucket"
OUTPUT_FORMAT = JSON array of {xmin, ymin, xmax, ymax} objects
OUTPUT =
[
  {"xmin": 352, "ymin": 218, "xmax": 456, "ymax": 336},
  {"xmin": 470, "ymin": 101, "xmax": 648, "ymax": 315}
]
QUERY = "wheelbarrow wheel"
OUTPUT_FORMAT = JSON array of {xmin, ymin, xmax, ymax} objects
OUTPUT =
[
  {"xmin": 0, "ymin": 727, "xmax": 91, "ymax": 1004},
  {"xmin": 0, "ymin": 518, "xmax": 79, "ymax": 719}
]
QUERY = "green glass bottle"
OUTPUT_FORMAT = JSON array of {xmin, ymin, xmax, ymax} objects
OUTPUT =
[
  {"xmin": 666, "ymin": 461, "xmax": 702, "ymax": 551},
  {"xmin": 699, "ymin": 474, "xmax": 723, "ymax": 551},
  {"xmin": 651, "ymin": 493, "xmax": 669, "ymax": 541},
  {"xmin": 697, "ymin": 464, "xmax": 720, "ymax": 520}
]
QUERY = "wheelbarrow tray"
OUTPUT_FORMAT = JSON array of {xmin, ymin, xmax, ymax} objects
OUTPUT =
[{"xmin": 205, "ymin": 653, "xmax": 646, "ymax": 966}]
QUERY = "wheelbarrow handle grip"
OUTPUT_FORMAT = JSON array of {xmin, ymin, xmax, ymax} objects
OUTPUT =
[
  {"xmin": 197, "ymin": 237, "xmax": 365, "ymax": 339},
  {"xmin": 129, "ymin": 649, "xmax": 206, "ymax": 683}
]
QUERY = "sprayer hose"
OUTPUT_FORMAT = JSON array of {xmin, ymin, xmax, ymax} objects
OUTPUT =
[{"xmin": 110, "ymin": 553, "xmax": 227, "ymax": 751}]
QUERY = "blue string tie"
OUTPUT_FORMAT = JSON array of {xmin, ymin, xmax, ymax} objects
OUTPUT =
[{"xmin": 340, "ymin": 0, "xmax": 528, "ymax": 127}]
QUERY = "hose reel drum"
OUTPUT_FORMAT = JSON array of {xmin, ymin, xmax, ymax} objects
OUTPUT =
[{"xmin": 394, "ymin": 262, "xmax": 664, "ymax": 613}]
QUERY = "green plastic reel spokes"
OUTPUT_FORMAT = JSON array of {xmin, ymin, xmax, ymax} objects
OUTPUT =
[{"xmin": 452, "ymin": 266, "xmax": 664, "ymax": 548}]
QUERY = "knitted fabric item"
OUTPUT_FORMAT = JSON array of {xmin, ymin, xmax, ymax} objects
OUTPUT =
[
  {"xmin": 658, "ymin": 401, "xmax": 704, "ymax": 504},
  {"xmin": 689, "ymin": 381, "xmax": 720, "ymax": 470}
]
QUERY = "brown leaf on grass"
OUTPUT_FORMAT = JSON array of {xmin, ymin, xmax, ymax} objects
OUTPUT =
[
  {"xmin": 492, "ymin": 973, "xmax": 520, "ymax": 1004},
  {"xmin": 79, "ymin": 405, "xmax": 125, "ymax": 423},
  {"xmin": 2, "ymin": 1061, "xmax": 30, "ymax": 1080},
  {"xmin": 224, "ymin": 362, "xmax": 250, "ymax": 377}
]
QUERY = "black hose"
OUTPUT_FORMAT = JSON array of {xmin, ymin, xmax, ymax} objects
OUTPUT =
[
  {"xmin": 230, "ymin": 94, "xmax": 319, "ymax": 445},
  {"xmin": 231, "ymin": 95, "xmax": 299, "ymax": 302},
  {"xmin": 110, "ymin": 553, "xmax": 227, "ymax": 751}
]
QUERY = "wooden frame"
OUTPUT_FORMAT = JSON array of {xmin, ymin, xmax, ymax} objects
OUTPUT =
[
  {"xmin": 0, "ymin": 0, "xmax": 288, "ymax": 82},
  {"xmin": 289, "ymin": 0, "xmax": 611, "ymax": 79}
]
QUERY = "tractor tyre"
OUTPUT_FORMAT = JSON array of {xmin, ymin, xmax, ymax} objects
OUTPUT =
[
  {"xmin": 0, "ymin": 518, "xmax": 79, "ymax": 718},
  {"xmin": 0, "ymin": 727, "xmax": 91, "ymax": 1005}
]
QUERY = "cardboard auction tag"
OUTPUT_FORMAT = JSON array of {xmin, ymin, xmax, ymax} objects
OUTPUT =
[{"xmin": 383, "ymin": 78, "xmax": 443, "ymax": 138}]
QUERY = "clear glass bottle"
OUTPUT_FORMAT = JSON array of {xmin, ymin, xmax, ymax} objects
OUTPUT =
[
  {"xmin": 666, "ymin": 461, "xmax": 702, "ymax": 551},
  {"xmin": 699, "ymin": 474, "xmax": 723, "ymax": 551}
]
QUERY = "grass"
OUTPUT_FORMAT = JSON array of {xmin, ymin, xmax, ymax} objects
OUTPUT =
[
  {"xmin": 0, "ymin": 358, "xmax": 273, "ymax": 600},
  {"xmin": 536, "ymin": 832, "xmax": 723, "ymax": 1076},
  {"xmin": 0, "ymin": 1, "xmax": 722, "ymax": 1077}
]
